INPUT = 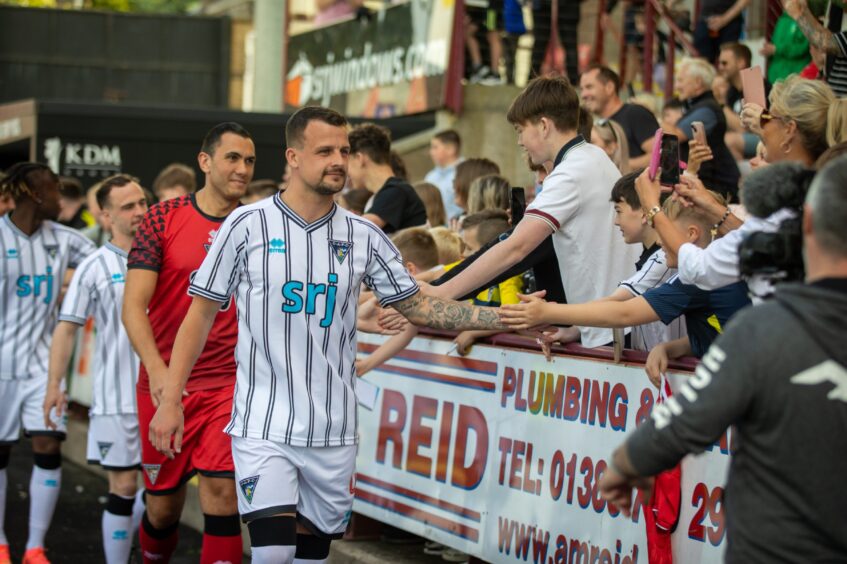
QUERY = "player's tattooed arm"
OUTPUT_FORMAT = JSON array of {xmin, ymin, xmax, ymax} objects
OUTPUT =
[{"xmin": 391, "ymin": 292, "xmax": 507, "ymax": 331}]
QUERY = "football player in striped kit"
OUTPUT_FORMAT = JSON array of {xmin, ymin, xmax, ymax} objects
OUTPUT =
[
  {"xmin": 44, "ymin": 174, "xmax": 148, "ymax": 563},
  {"xmin": 0, "ymin": 163, "xmax": 96, "ymax": 564},
  {"xmin": 149, "ymin": 107, "xmax": 507, "ymax": 564}
]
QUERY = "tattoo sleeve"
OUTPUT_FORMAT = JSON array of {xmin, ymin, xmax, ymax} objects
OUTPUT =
[
  {"xmin": 797, "ymin": 9, "xmax": 840, "ymax": 54},
  {"xmin": 391, "ymin": 292, "xmax": 507, "ymax": 331}
]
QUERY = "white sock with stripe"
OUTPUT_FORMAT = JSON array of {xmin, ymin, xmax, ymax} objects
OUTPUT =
[
  {"xmin": 27, "ymin": 465, "xmax": 61, "ymax": 550},
  {"xmin": 102, "ymin": 494, "xmax": 134, "ymax": 564}
]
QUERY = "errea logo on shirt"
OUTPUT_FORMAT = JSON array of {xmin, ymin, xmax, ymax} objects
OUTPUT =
[
  {"xmin": 111, "ymin": 273, "xmax": 125, "ymax": 284},
  {"xmin": 269, "ymin": 238, "xmax": 286, "ymax": 254},
  {"xmin": 5, "ymin": 248, "xmax": 18, "ymax": 259}
]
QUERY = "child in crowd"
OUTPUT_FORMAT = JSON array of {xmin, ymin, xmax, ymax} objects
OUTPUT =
[
  {"xmin": 441, "ymin": 210, "xmax": 524, "ymax": 354},
  {"xmin": 413, "ymin": 182, "xmax": 448, "ymax": 227},
  {"xmin": 339, "ymin": 187, "xmax": 372, "ymax": 216},
  {"xmin": 429, "ymin": 226, "xmax": 464, "ymax": 265},
  {"xmin": 451, "ymin": 158, "xmax": 500, "ymax": 228},
  {"xmin": 500, "ymin": 188, "xmax": 751, "ymax": 366},
  {"xmin": 355, "ymin": 227, "xmax": 441, "ymax": 376},
  {"xmin": 606, "ymin": 170, "xmax": 685, "ymax": 353}
]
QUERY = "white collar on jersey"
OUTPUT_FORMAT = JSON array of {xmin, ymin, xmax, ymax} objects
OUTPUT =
[
  {"xmin": 3, "ymin": 214, "xmax": 59, "ymax": 247},
  {"xmin": 105, "ymin": 241, "xmax": 128, "ymax": 258},
  {"xmin": 274, "ymin": 193, "xmax": 337, "ymax": 232}
]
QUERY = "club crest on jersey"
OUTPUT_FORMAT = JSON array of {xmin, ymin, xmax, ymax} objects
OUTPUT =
[
  {"xmin": 143, "ymin": 464, "xmax": 161, "ymax": 485},
  {"xmin": 269, "ymin": 238, "xmax": 286, "ymax": 254},
  {"xmin": 5, "ymin": 248, "xmax": 18, "ymax": 259},
  {"xmin": 204, "ymin": 229, "xmax": 218, "ymax": 252},
  {"xmin": 239, "ymin": 475, "xmax": 260, "ymax": 504},
  {"xmin": 98, "ymin": 442, "xmax": 113, "ymax": 459},
  {"xmin": 329, "ymin": 240, "xmax": 352, "ymax": 264},
  {"xmin": 46, "ymin": 246, "xmax": 58, "ymax": 259}
]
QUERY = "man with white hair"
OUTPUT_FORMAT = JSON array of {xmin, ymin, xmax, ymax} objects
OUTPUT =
[{"xmin": 663, "ymin": 57, "xmax": 741, "ymax": 200}]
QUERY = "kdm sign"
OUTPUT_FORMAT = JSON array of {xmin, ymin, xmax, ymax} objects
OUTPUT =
[{"xmin": 285, "ymin": 0, "xmax": 455, "ymax": 118}]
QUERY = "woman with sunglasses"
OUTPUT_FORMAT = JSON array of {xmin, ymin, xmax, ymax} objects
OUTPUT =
[
  {"xmin": 740, "ymin": 75, "xmax": 835, "ymax": 166},
  {"xmin": 635, "ymin": 75, "xmax": 840, "ymax": 299}
]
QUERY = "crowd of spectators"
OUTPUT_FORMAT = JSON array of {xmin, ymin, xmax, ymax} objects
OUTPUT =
[
  {"xmin": 339, "ymin": 5, "xmax": 847, "ymax": 557},
  {"xmin": 5, "ymin": 3, "xmax": 847, "ymax": 559}
]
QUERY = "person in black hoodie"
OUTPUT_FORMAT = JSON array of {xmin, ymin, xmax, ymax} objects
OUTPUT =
[{"xmin": 599, "ymin": 155, "xmax": 847, "ymax": 563}]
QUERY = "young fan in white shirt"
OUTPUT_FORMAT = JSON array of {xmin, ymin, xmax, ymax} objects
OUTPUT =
[{"xmin": 429, "ymin": 75, "xmax": 640, "ymax": 348}]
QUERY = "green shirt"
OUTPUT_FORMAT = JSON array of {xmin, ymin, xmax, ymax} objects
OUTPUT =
[{"xmin": 768, "ymin": 13, "xmax": 811, "ymax": 84}]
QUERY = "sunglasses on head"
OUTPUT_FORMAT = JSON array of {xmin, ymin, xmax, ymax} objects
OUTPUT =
[{"xmin": 594, "ymin": 118, "xmax": 619, "ymax": 144}]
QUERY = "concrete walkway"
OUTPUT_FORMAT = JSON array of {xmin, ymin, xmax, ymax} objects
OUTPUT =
[{"xmin": 3, "ymin": 416, "xmax": 450, "ymax": 563}]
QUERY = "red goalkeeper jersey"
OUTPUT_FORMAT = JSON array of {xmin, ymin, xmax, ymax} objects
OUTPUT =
[{"xmin": 128, "ymin": 194, "xmax": 237, "ymax": 392}]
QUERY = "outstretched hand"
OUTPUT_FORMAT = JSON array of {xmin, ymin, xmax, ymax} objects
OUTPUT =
[{"xmin": 499, "ymin": 292, "xmax": 550, "ymax": 330}]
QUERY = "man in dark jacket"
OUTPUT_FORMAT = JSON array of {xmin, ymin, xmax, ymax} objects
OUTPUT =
[
  {"xmin": 663, "ymin": 57, "xmax": 741, "ymax": 201},
  {"xmin": 599, "ymin": 156, "xmax": 847, "ymax": 563}
]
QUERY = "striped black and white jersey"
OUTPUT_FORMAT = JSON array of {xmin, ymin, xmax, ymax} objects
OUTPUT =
[
  {"xmin": 618, "ymin": 248, "xmax": 686, "ymax": 352},
  {"xmin": 189, "ymin": 194, "xmax": 419, "ymax": 447},
  {"xmin": 59, "ymin": 243, "xmax": 138, "ymax": 415},
  {"xmin": 0, "ymin": 215, "xmax": 96, "ymax": 380}
]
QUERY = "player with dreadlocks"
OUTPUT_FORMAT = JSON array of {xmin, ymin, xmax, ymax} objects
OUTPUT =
[{"xmin": 0, "ymin": 163, "xmax": 95, "ymax": 564}]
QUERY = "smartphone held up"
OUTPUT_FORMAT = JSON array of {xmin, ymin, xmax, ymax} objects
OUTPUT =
[{"xmin": 648, "ymin": 128, "xmax": 680, "ymax": 191}]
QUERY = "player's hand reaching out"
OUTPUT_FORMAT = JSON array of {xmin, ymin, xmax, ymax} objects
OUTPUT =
[
  {"xmin": 499, "ymin": 292, "xmax": 551, "ymax": 330},
  {"xmin": 149, "ymin": 400, "xmax": 185, "ymax": 460},
  {"xmin": 42, "ymin": 384, "xmax": 67, "ymax": 431}
]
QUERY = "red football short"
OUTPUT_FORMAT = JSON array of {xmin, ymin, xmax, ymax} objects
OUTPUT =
[{"xmin": 137, "ymin": 385, "xmax": 235, "ymax": 494}]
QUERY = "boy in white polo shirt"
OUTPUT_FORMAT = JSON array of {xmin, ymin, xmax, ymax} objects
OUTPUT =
[{"xmin": 431, "ymin": 75, "xmax": 640, "ymax": 347}]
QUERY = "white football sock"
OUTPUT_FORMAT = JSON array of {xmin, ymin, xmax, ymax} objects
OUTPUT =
[
  {"xmin": 27, "ymin": 466, "xmax": 61, "ymax": 550},
  {"xmin": 102, "ymin": 499, "xmax": 133, "ymax": 564},
  {"xmin": 252, "ymin": 544, "xmax": 296, "ymax": 564}
]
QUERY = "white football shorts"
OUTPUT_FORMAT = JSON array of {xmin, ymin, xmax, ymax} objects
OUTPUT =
[
  {"xmin": 86, "ymin": 413, "xmax": 141, "ymax": 470},
  {"xmin": 0, "ymin": 376, "xmax": 67, "ymax": 443},
  {"xmin": 232, "ymin": 436, "xmax": 356, "ymax": 538}
]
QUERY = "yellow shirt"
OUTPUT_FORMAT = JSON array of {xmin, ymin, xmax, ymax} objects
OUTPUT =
[{"xmin": 443, "ymin": 260, "xmax": 523, "ymax": 307}]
